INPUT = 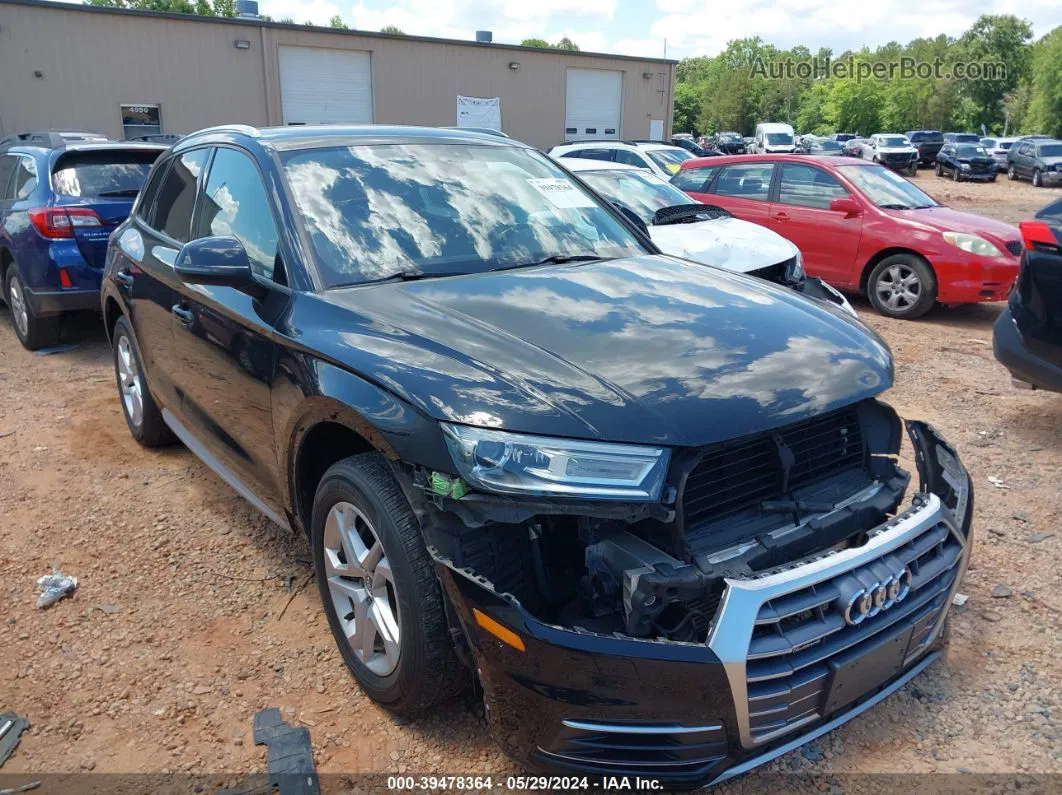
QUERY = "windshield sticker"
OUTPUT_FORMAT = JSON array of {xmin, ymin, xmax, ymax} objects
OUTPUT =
[{"xmin": 526, "ymin": 178, "xmax": 597, "ymax": 209}]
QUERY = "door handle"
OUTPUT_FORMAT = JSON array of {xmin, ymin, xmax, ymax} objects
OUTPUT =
[
  {"xmin": 115, "ymin": 269, "xmax": 135, "ymax": 287},
  {"xmin": 172, "ymin": 304, "xmax": 194, "ymax": 326},
  {"xmin": 773, "ymin": 212, "xmax": 790, "ymax": 221}
]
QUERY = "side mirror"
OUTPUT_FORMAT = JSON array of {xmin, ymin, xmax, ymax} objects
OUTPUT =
[
  {"xmin": 830, "ymin": 197, "xmax": 861, "ymax": 218},
  {"xmin": 174, "ymin": 236, "xmax": 260, "ymax": 294}
]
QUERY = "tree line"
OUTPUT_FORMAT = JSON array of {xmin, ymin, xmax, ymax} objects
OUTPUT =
[{"xmin": 672, "ymin": 15, "xmax": 1062, "ymax": 138}]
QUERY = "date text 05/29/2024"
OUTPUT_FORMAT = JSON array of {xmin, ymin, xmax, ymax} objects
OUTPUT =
[{"xmin": 387, "ymin": 776, "xmax": 665, "ymax": 790}]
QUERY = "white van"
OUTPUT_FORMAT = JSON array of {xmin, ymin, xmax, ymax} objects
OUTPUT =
[{"xmin": 754, "ymin": 122, "xmax": 796, "ymax": 154}]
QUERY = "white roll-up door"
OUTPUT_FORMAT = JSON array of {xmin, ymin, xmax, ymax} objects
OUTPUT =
[
  {"xmin": 564, "ymin": 68, "xmax": 623, "ymax": 142},
  {"xmin": 279, "ymin": 46, "xmax": 373, "ymax": 125}
]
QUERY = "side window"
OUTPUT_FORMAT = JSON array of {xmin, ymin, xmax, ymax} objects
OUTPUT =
[
  {"xmin": 563, "ymin": 148, "xmax": 613, "ymax": 162},
  {"xmin": 613, "ymin": 149, "xmax": 649, "ymax": 169},
  {"xmin": 0, "ymin": 155, "xmax": 16, "ymax": 200},
  {"xmin": 777, "ymin": 164, "xmax": 847, "ymax": 209},
  {"xmin": 12, "ymin": 157, "xmax": 38, "ymax": 199},
  {"xmin": 671, "ymin": 166, "xmax": 718, "ymax": 193},
  {"xmin": 153, "ymin": 149, "xmax": 209, "ymax": 243},
  {"xmin": 197, "ymin": 147, "xmax": 279, "ymax": 281},
  {"xmin": 713, "ymin": 163, "xmax": 774, "ymax": 201},
  {"xmin": 136, "ymin": 161, "xmax": 170, "ymax": 224}
]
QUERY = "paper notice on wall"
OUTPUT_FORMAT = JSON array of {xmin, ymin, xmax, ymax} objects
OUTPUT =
[{"xmin": 456, "ymin": 95, "xmax": 502, "ymax": 131}]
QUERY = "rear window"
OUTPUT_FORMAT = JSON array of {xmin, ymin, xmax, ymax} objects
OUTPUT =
[
  {"xmin": 1037, "ymin": 144, "xmax": 1062, "ymax": 158},
  {"xmin": 909, "ymin": 132, "xmax": 943, "ymax": 143},
  {"xmin": 52, "ymin": 150, "xmax": 161, "ymax": 198}
]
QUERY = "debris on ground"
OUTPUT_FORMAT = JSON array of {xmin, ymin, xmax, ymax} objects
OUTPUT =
[
  {"xmin": 34, "ymin": 571, "xmax": 78, "ymax": 609},
  {"xmin": 987, "ymin": 475, "xmax": 1009, "ymax": 489},
  {"xmin": 1025, "ymin": 532, "xmax": 1055, "ymax": 544},
  {"xmin": 952, "ymin": 593, "xmax": 969, "ymax": 606},
  {"xmin": 992, "ymin": 584, "xmax": 1014, "ymax": 598},
  {"xmin": 32, "ymin": 343, "xmax": 81, "ymax": 357},
  {"xmin": 0, "ymin": 712, "xmax": 29, "ymax": 767},
  {"xmin": 252, "ymin": 708, "xmax": 319, "ymax": 795},
  {"xmin": 0, "ymin": 782, "xmax": 42, "ymax": 795}
]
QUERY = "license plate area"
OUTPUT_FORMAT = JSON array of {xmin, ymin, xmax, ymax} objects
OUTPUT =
[{"xmin": 823, "ymin": 623, "xmax": 914, "ymax": 715}]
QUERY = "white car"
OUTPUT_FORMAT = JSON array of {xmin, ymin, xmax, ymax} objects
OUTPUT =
[
  {"xmin": 548, "ymin": 141, "xmax": 697, "ymax": 179},
  {"xmin": 862, "ymin": 134, "xmax": 919, "ymax": 175},
  {"xmin": 559, "ymin": 158, "xmax": 856, "ymax": 316},
  {"xmin": 981, "ymin": 136, "xmax": 1020, "ymax": 171}
]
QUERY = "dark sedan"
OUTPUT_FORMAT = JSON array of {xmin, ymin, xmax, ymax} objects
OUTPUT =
[
  {"xmin": 994, "ymin": 198, "xmax": 1062, "ymax": 391},
  {"xmin": 797, "ymin": 137, "xmax": 845, "ymax": 156},
  {"xmin": 714, "ymin": 131, "xmax": 747, "ymax": 154},
  {"xmin": 935, "ymin": 143, "xmax": 997, "ymax": 182},
  {"xmin": 100, "ymin": 124, "xmax": 972, "ymax": 789}
]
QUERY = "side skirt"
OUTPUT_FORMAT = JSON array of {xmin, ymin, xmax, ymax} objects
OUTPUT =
[{"xmin": 162, "ymin": 408, "xmax": 290, "ymax": 531}]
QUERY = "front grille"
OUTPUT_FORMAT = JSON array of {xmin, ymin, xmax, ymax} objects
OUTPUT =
[
  {"xmin": 971, "ymin": 162, "xmax": 992, "ymax": 173},
  {"xmin": 1005, "ymin": 240, "xmax": 1023, "ymax": 257},
  {"xmin": 682, "ymin": 406, "xmax": 865, "ymax": 530},
  {"xmin": 540, "ymin": 721, "xmax": 727, "ymax": 777},
  {"xmin": 743, "ymin": 520, "xmax": 962, "ymax": 741}
]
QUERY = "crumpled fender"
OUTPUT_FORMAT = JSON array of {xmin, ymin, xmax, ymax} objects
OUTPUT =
[{"xmin": 906, "ymin": 420, "xmax": 974, "ymax": 536}]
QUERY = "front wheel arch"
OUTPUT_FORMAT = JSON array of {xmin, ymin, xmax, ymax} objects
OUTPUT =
[{"xmin": 859, "ymin": 247, "xmax": 937, "ymax": 294}]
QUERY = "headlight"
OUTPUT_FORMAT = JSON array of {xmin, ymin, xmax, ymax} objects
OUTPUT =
[
  {"xmin": 783, "ymin": 250, "xmax": 805, "ymax": 284},
  {"xmin": 441, "ymin": 424, "xmax": 670, "ymax": 501},
  {"xmin": 960, "ymin": 162, "xmax": 970, "ymax": 170},
  {"xmin": 942, "ymin": 231, "xmax": 1003, "ymax": 258}
]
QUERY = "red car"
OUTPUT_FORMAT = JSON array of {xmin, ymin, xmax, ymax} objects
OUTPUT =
[{"xmin": 671, "ymin": 154, "xmax": 1021, "ymax": 318}]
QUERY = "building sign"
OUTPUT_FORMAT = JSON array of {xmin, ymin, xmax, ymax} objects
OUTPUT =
[{"xmin": 456, "ymin": 95, "xmax": 501, "ymax": 131}]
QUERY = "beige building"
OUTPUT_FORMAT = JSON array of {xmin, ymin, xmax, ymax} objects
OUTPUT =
[{"xmin": 0, "ymin": 0, "xmax": 676, "ymax": 149}]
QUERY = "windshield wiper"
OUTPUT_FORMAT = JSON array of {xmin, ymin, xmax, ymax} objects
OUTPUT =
[
  {"xmin": 96, "ymin": 189, "xmax": 142, "ymax": 197},
  {"xmin": 878, "ymin": 203, "xmax": 917, "ymax": 210},
  {"xmin": 342, "ymin": 268, "xmax": 465, "ymax": 287},
  {"xmin": 487, "ymin": 254, "xmax": 609, "ymax": 273}
]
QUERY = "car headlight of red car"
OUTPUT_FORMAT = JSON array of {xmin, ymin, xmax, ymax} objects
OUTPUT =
[{"xmin": 942, "ymin": 232, "xmax": 1004, "ymax": 258}]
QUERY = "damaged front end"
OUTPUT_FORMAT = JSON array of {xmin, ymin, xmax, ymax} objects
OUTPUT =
[{"xmin": 398, "ymin": 398, "xmax": 972, "ymax": 785}]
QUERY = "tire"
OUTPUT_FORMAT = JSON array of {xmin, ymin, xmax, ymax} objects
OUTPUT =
[
  {"xmin": 953, "ymin": 166, "xmax": 962, "ymax": 183},
  {"xmin": 312, "ymin": 453, "xmax": 463, "ymax": 715},
  {"xmin": 1008, "ymin": 164, "xmax": 1017, "ymax": 181},
  {"xmin": 867, "ymin": 254, "xmax": 937, "ymax": 320},
  {"xmin": 111, "ymin": 315, "xmax": 174, "ymax": 447},
  {"xmin": 1032, "ymin": 169, "xmax": 1043, "ymax": 188},
  {"xmin": 936, "ymin": 161, "xmax": 944, "ymax": 177},
  {"xmin": 5, "ymin": 267, "xmax": 60, "ymax": 351},
  {"xmin": 908, "ymin": 163, "xmax": 918, "ymax": 176}
]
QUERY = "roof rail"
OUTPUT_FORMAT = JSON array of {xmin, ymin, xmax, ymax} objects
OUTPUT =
[
  {"xmin": 190, "ymin": 124, "xmax": 261, "ymax": 138},
  {"xmin": 560, "ymin": 139, "xmax": 640, "ymax": 146},
  {"xmin": 0, "ymin": 130, "xmax": 109, "ymax": 149}
]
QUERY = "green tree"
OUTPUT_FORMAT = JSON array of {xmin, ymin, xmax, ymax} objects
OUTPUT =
[
  {"xmin": 672, "ymin": 83, "xmax": 700, "ymax": 135},
  {"xmin": 329, "ymin": 14, "xmax": 348, "ymax": 29},
  {"xmin": 554, "ymin": 36, "xmax": 579, "ymax": 51},
  {"xmin": 380, "ymin": 24, "xmax": 404, "ymax": 34},
  {"xmin": 85, "ymin": 0, "xmax": 233, "ymax": 14},
  {"xmin": 520, "ymin": 38, "xmax": 551, "ymax": 48},
  {"xmin": 1026, "ymin": 26, "xmax": 1062, "ymax": 136},
  {"xmin": 520, "ymin": 37, "xmax": 579, "ymax": 50},
  {"xmin": 955, "ymin": 15, "xmax": 1033, "ymax": 131}
]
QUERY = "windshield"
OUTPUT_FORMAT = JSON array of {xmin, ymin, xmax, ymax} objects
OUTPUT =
[
  {"xmin": 579, "ymin": 169, "xmax": 696, "ymax": 224},
  {"xmin": 51, "ymin": 151, "xmax": 159, "ymax": 197},
  {"xmin": 766, "ymin": 133, "xmax": 793, "ymax": 145},
  {"xmin": 838, "ymin": 164, "xmax": 937, "ymax": 210},
  {"xmin": 646, "ymin": 148, "xmax": 693, "ymax": 174},
  {"xmin": 1039, "ymin": 144, "xmax": 1062, "ymax": 158},
  {"xmin": 951, "ymin": 134, "xmax": 980, "ymax": 143},
  {"xmin": 910, "ymin": 132, "xmax": 943, "ymax": 143},
  {"xmin": 956, "ymin": 145, "xmax": 989, "ymax": 158},
  {"xmin": 813, "ymin": 141, "xmax": 842, "ymax": 152},
  {"xmin": 879, "ymin": 137, "xmax": 910, "ymax": 148},
  {"xmin": 998, "ymin": 141, "xmax": 1014, "ymax": 150},
  {"xmin": 281, "ymin": 143, "xmax": 646, "ymax": 288},
  {"xmin": 719, "ymin": 133, "xmax": 741, "ymax": 141}
]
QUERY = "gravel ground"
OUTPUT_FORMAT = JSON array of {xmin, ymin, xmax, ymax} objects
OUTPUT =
[{"xmin": 1, "ymin": 174, "xmax": 1060, "ymax": 791}]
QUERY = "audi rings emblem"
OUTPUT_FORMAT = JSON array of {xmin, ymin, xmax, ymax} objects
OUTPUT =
[{"xmin": 843, "ymin": 567, "xmax": 912, "ymax": 626}]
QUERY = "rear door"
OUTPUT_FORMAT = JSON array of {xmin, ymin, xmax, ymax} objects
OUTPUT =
[
  {"xmin": 769, "ymin": 162, "xmax": 863, "ymax": 287},
  {"xmin": 1015, "ymin": 143, "xmax": 1033, "ymax": 177},
  {"xmin": 704, "ymin": 162, "xmax": 775, "ymax": 224},
  {"xmin": 170, "ymin": 145, "xmax": 288, "ymax": 518},
  {"xmin": 121, "ymin": 147, "xmax": 210, "ymax": 409},
  {"xmin": 51, "ymin": 148, "xmax": 162, "ymax": 269}
]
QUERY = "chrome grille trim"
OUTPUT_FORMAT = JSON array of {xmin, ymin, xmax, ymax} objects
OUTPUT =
[{"xmin": 706, "ymin": 493, "xmax": 969, "ymax": 749}]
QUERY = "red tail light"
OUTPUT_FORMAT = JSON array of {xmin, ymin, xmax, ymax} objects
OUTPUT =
[
  {"xmin": 59, "ymin": 268, "xmax": 73, "ymax": 288},
  {"xmin": 28, "ymin": 208, "xmax": 103, "ymax": 239},
  {"xmin": 1020, "ymin": 221, "xmax": 1060, "ymax": 252}
]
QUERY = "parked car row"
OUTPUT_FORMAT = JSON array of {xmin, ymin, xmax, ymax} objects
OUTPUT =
[{"xmin": 1, "ymin": 123, "xmax": 989, "ymax": 788}]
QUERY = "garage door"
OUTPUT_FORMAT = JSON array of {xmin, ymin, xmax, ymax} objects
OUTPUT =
[
  {"xmin": 279, "ymin": 46, "xmax": 373, "ymax": 125},
  {"xmin": 565, "ymin": 68, "xmax": 623, "ymax": 142}
]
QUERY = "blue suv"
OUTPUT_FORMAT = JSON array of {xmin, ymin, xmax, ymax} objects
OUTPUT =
[{"xmin": 0, "ymin": 134, "xmax": 165, "ymax": 349}]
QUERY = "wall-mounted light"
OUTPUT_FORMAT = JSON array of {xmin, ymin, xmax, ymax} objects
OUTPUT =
[
  {"xmin": 508, "ymin": 61, "xmax": 520, "ymax": 70},
  {"xmin": 642, "ymin": 71, "xmax": 653, "ymax": 79},
  {"xmin": 234, "ymin": 39, "xmax": 252, "ymax": 49},
  {"xmin": 33, "ymin": 70, "xmax": 43, "ymax": 79}
]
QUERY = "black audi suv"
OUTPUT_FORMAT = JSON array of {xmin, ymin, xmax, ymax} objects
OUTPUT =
[{"xmin": 101, "ymin": 125, "xmax": 973, "ymax": 787}]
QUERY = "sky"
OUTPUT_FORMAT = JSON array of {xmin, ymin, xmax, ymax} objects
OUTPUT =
[{"xmin": 258, "ymin": 0, "xmax": 1062, "ymax": 60}]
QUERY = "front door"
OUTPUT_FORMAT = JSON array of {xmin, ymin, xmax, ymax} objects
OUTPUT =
[
  {"xmin": 768, "ymin": 163, "xmax": 864, "ymax": 287},
  {"xmin": 170, "ymin": 146, "xmax": 288, "ymax": 518}
]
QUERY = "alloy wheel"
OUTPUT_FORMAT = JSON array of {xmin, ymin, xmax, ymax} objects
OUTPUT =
[
  {"xmin": 322, "ymin": 501, "xmax": 401, "ymax": 676},
  {"xmin": 875, "ymin": 264, "xmax": 922, "ymax": 312},
  {"xmin": 8, "ymin": 276, "xmax": 29, "ymax": 338},
  {"xmin": 116, "ymin": 335, "xmax": 144, "ymax": 429}
]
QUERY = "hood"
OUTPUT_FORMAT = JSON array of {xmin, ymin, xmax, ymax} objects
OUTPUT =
[
  {"xmin": 888, "ymin": 206, "xmax": 1020, "ymax": 248},
  {"xmin": 305, "ymin": 255, "xmax": 893, "ymax": 448},
  {"xmin": 648, "ymin": 217, "xmax": 798, "ymax": 274},
  {"xmin": 877, "ymin": 145, "xmax": 917, "ymax": 154}
]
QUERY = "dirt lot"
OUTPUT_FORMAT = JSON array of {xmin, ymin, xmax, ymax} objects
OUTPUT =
[{"xmin": 1, "ymin": 174, "xmax": 1061, "ymax": 790}]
